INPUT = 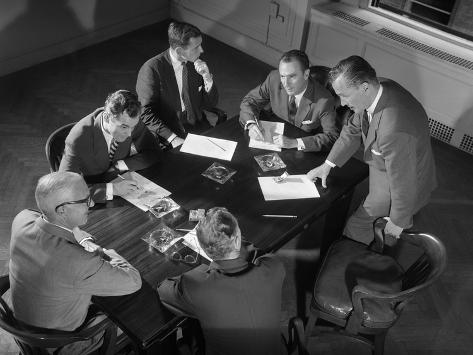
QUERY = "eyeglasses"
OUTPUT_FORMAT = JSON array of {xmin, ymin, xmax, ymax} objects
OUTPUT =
[
  {"xmin": 170, "ymin": 250, "xmax": 198, "ymax": 264},
  {"xmin": 55, "ymin": 195, "xmax": 93, "ymax": 212},
  {"xmin": 167, "ymin": 239, "xmax": 199, "ymax": 265}
]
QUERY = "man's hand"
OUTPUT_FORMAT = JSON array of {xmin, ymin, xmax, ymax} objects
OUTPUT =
[
  {"xmin": 113, "ymin": 179, "xmax": 139, "ymax": 196},
  {"xmin": 307, "ymin": 162, "xmax": 332, "ymax": 188},
  {"xmin": 170, "ymin": 136, "xmax": 185, "ymax": 148},
  {"xmin": 248, "ymin": 124, "xmax": 264, "ymax": 141},
  {"xmin": 194, "ymin": 59, "xmax": 212, "ymax": 82},
  {"xmin": 273, "ymin": 135, "xmax": 297, "ymax": 149}
]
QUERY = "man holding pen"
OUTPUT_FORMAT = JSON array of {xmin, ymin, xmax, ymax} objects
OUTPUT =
[{"xmin": 59, "ymin": 89, "xmax": 162, "ymax": 203}]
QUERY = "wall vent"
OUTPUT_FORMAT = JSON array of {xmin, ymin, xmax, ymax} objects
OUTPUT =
[
  {"xmin": 459, "ymin": 134, "xmax": 473, "ymax": 155},
  {"xmin": 376, "ymin": 28, "xmax": 473, "ymax": 71},
  {"xmin": 428, "ymin": 118, "xmax": 454, "ymax": 144},
  {"xmin": 333, "ymin": 11, "xmax": 370, "ymax": 27}
]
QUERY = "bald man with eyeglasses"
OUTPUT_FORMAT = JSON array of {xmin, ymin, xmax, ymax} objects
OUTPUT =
[{"xmin": 9, "ymin": 171, "xmax": 141, "ymax": 354}]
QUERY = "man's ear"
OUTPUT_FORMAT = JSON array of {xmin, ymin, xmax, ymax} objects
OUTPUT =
[{"xmin": 304, "ymin": 68, "xmax": 310, "ymax": 80}]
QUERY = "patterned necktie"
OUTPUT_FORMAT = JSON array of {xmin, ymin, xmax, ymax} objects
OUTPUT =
[
  {"xmin": 109, "ymin": 138, "xmax": 118, "ymax": 162},
  {"xmin": 362, "ymin": 110, "xmax": 370, "ymax": 137},
  {"xmin": 288, "ymin": 95, "xmax": 297, "ymax": 124},
  {"xmin": 181, "ymin": 62, "xmax": 195, "ymax": 125}
]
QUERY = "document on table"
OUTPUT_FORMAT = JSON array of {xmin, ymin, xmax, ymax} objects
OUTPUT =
[
  {"xmin": 182, "ymin": 229, "xmax": 213, "ymax": 262},
  {"xmin": 180, "ymin": 133, "xmax": 237, "ymax": 161},
  {"xmin": 257, "ymin": 174, "xmax": 320, "ymax": 201},
  {"xmin": 111, "ymin": 172, "xmax": 171, "ymax": 211},
  {"xmin": 249, "ymin": 121, "xmax": 284, "ymax": 152}
]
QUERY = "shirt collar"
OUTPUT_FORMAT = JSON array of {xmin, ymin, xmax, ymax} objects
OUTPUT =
[
  {"xmin": 39, "ymin": 215, "xmax": 77, "ymax": 244},
  {"xmin": 293, "ymin": 86, "xmax": 307, "ymax": 107},
  {"xmin": 100, "ymin": 112, "xmax": 113, "ymax": 148},
  {"xmin": 366, "ymin": 84, "xmax": 383, "ymax": 116},
  {"xmin": 169, "ymin": 48, "xmax": 184, "ymax": 69},
  {"xmin": 207, "ymin": 255, "xmax": 249, "ymax": 275}
]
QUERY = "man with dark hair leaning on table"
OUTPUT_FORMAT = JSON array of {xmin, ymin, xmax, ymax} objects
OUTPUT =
[
  {"xmin": 9, "ymin": 171, "xmax": 142, "ymax": 354},
  {"xmin": 239, "ymin": 49, "xmax": 339, "ymax": 152},
  {"xmin": 158, "ymin": 207, "xmax": 286, "ymax": 355},
  {"xmin": 59, "ymin": 89, "xmax": 162, "ymax": 203},
  {"xmin": 307, "ymin": 55, "xmax": 437, "ymax": 245}
]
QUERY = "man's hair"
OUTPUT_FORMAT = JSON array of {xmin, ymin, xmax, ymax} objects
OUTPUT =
[
  {"xmin": 35, "ymin": 171, "xmax": 83, "ymax": 216},
  {"xmin": 280, "ymin": 49, "xmax": 310, "ymax": 71},
  {"xmin": 328, "ymin": 55, "xmax": 377, "ymax": 87},
  {"xmin": 196, "ymin": 207, "xmax": 240, "ymax": 260},
  {"xmin": 104, "ymin": 89, "xmax": 141, "ymax": 119},
  {"xmin": 168, "ymin": 21, "xmax": 202, "ymax": 49}
]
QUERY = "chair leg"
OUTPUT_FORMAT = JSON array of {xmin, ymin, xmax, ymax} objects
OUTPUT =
[
  {"xmin": 304, "ymin": 311, "xmax": 319, "ymax": 340},
  {"xmin": 373, "ymin": 331, "xmax": 386, "ymax": 355}
]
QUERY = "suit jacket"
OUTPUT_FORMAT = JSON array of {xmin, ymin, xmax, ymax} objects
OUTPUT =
[
  {"xmin": 327, "ymin": 78, "xmax": 437, "ymax": 228},
  {"xmin": 136, "ymin": 49, "xmax": 219, "ymax": 140},
  {"xmin": 59, "ymin": 108, "xmax": 162, "ymax": 202},
  {"xmin": 158, "ymin": 253, "xmax": 286, "ymax": 355},
  {"xmin": 9, "ymin": 209, "xmax": 141, "ymax": 331},
  {"xmin": 239, "ymin": 69, "xmax": 339, "ymax": 151}
]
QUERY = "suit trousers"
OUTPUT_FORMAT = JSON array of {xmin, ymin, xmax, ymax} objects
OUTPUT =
[{"xmin": 343, "ymin": 165, "xmax": 414, "ymax": 244}]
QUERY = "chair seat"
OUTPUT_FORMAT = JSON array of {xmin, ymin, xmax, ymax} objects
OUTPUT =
[{"xmin": 312, "ymin": 238, "xmax": 404, "ymax": 328}]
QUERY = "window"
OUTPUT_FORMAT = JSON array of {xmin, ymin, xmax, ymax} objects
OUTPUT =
[{"xmin": 371, "ymin": 0, "xmax": 473, "ymax": 42}]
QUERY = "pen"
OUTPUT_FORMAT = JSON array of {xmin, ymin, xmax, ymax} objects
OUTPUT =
[
  {"xmin": 176, "ymin": 228, "xmax": 193, "ymax": 232},
  {"xmin": 207, "ymin": 138, "xmax": 226, "ymax": 151},
  {"xmin": 117, "ymin": 174, "xmax": 126, "ymax": 180},
  {"xmin": 262, "ymin": 214, "xmax": 298, "ymax": 219}
]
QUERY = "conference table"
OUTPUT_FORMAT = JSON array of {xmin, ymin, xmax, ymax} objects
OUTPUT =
[{"xmin": 88, "ymin": 116, "xmax": 368, "ymax": 353}]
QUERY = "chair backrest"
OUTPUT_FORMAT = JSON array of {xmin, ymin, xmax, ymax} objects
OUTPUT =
[
  {"xmin": 0, "ymin": 275, "xmax": 115, "ymax": 353},
  {"xmin": 373, "ymin": 218, "xmax": 447, "ymax": 296},
  {"xmin": 44, "ymin": 122, "xmax": 76, "ymax": 172}
]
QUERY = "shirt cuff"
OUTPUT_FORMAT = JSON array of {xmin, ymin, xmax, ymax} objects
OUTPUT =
[
  {"xmin": 325, "ymin": 160, "xmax": 336, "ymax": 168},
  {"xmin": 167, "ymin": 133, "xmax": 177, "ymax": 143},
  {"xmin": 115, "ymin": 160, "xmax": 128, "ymax": 172},
  {"xmin": 296, "ymin": 138, "xmax": 305, "ymax": 151},
  {"xmin": 244, "ymin": 120, "xmax": 257, "ymax": 130},
  {"xmin": 106, "ymin": 183, "xmax": 114, "ymax": 200}
]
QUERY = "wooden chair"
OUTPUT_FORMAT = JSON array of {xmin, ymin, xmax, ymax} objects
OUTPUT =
[
  {"xmin": 290, "ymin": 217, "xmax": 447, "ymax": 355},
  {"xmin": 44, "ymin": 122, "xmax": 76, "ymax": 172},
  {"xmin": 0, "ymin": 275, "xmax": 117, "ymax": 354}
]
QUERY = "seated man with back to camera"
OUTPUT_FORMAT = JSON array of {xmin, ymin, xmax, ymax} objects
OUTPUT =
[
  {"xmin": 136, "ymin": 21, "xmax": 218, "ymax": 149},
  {"xmin": 59, "ymin": 89, "xmax": 162, "ymax": 203},
  {"xmin": 9, "ymin": 171, "xmax": 142, "ymax": 354},
  {"xmin": 158, "ymin": 207, "xmax": 286, "ymax": 355},
  {"xmin": 239, "ymin": 49, "xmax": 339, "ymax": 152}
]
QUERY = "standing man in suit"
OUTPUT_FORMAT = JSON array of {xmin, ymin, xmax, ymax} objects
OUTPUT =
[
  {"xmin": 9, "ymin": 172, "xmax": 141, "ymax": 353},
  {"xmin": 136, "ymin": 21, "xmax": 218, "ymax": 148},
  {"xmin": 239, "ymin": 50, "xmax": 339, "ymax": 152},
  {"xmin": 158, "ymin": 207, "xmax": 286, "ymax": 355},
  {"xmin": 307, "ymin": 56, "xmax": 437, "ymax": 244},
  {"xmin": 59, "ymin": 89, "xmax": 161, "ymax": 203}
]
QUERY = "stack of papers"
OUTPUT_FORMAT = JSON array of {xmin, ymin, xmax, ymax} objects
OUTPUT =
[
  {"xmin": 111, "ymin": 172, "xmax": 171, "ymax": 211},
  {"xmin": 182, "ymin": 229, "xmax": 213, "ymax": 262},
  {"xmin": 249, "ymin": 121, "xmax": 284, "ymax": 152},
  {"xmin": 180, "ymin": 134, "xmax": 237, "ymax": 161},
  {"xmin": 257, "ymin": 174, "xmax": 320, "ymax": 201}
]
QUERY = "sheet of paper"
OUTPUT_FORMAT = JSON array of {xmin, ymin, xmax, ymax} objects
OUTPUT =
[
  {"xmin": 248, "ymin": 121, "xmax": 284, "ymax": 151},
  {"xmin": 181, "ymin": 229, "xmax": 213, "ymax": 262},
  {"xmin": 180, "ymin": 133, "xmax": 237, "ymax": 161},
  {"xmin": 112, "ymin": 172, "xmax": 171, "ymax": 211},
  {"xmin": 257, "ymin": 174, "xmax": 320, "ymax": 201}
]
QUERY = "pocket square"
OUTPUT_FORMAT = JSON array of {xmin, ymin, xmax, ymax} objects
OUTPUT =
[
  {"xmin": 371, "ymin": 148, "xmax": 382, "ymax": 156},
  {"xmin": 198, "ymin": 85, "xmax": 203, "ymax": 92},
  {"xmin": 301, "ymin": 120, "xmax": 313, "ymax": 125}
]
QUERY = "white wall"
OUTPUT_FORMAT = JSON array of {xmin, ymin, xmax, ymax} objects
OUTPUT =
[{"xmin": 0, "ymin": 0, "xmax": 169, "ymax": 76}]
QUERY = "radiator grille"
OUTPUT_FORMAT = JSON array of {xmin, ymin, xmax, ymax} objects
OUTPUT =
[
  {"xmin": 428, "ymin": 118, "xmax": 454, "ymax": 143},
  {"xmin": 376, "ymin": 28, "xmax": 473, "ymax": 71},
  {"xmin": 459, "ymin": 134, "xmax": 473, "ymax": 155},
  {"xmin": 333, "ymin": 11, "xmax": 370, "ymax": 27}
]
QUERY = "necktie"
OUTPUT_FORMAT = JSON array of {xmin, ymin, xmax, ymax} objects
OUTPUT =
[
  {"xmin": 362, "ymin": 110, "xmax": 370, "ymax": 137},
  {"xmin": 181, "ymin": 62, "xmax": 196, "ymax": 125},
  {"xmin": 288, "ymin": 95, "xmax": 297, "ymax": 124},
  {"xmin": 109, "ymin": 139, "xmax": 118, "ymax": 162}
]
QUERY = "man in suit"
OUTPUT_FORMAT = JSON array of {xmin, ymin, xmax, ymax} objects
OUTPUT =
[
  {"xmin": 239, "ymin": 49, "xmax": 339, "ymax": 152},
  {"xmin": 9, "ymin": 172, "xmax": 141, "ymax": 354},
  {"xmin": 59, "ymin": 89, "xmax": 161, "ymax": 203},
  {"xmin": 307, "ymin": 56, "xmax": 437, "ymax": 244},
  {"xmin": 136, "ymin": 21, "xmax": 218, "ymax": 148},
  {"xmin": 158, "ymin": 207, "xmax": 286, "ymax": 355}
]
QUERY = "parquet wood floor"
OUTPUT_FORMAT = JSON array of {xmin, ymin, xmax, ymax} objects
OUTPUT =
[{"xmin": 0, "ymin": 20, "xmax": 472, "ymax": 355}]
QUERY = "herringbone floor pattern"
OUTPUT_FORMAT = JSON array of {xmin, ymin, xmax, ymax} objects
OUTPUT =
[{"xmin": 1, "ymin": 20, "xmax": 472, "ymax": 355}]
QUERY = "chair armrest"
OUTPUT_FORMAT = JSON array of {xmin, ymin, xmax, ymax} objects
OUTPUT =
[{"xmin": 287, "ymin": 317, "xmax": 309, "ymax": 355}]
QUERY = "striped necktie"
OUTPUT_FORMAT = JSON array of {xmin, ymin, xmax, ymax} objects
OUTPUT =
[
  {"xmin": 362, "ymin": 110, "xmax": 370, "ymax": 137},
  {"xmin": 181, "ymin": 62, "xmax": 196, "ymax": 125},
  {"xmin": 109, "ymin": 139, "xmax": 118, "ymax": 162},
  {"xmin": 288, "ymin": 95, "xmax": 297, "ymax": 125}
]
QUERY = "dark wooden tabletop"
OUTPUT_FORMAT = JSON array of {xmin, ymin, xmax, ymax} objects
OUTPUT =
[{"xmin": 90, "ymin": 117, "xmax": 368, "ymax": 349}]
